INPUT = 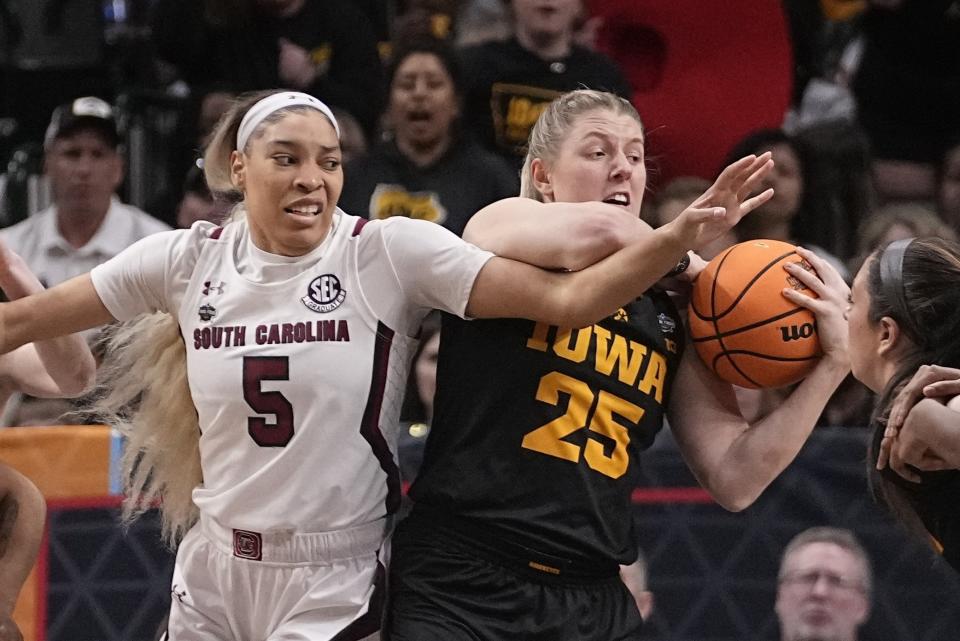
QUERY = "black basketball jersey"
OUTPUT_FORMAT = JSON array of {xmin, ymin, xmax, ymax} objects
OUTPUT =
[{"xmin": 409, "ymin": 291, "xmax": 685, "ymax": 565}]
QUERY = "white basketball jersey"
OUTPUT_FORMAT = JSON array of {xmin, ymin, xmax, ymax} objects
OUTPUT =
[{"xmin": 91, "ymin": 211, "xmax": 492, "ymax": 534}]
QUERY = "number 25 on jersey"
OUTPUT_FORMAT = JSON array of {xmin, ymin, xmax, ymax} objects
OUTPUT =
[{"xmin": 521, "ymin": 371, "xmax": 643, "ymax": 479}]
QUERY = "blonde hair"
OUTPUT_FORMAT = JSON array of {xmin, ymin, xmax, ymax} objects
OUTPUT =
[
  {"xmin": 519, "ymin": 89, "xmax": 643, "ymax": 201},
  {"xmin": 91, "ymin": 314, "xmax": 200, "ymax": 546},
  {"xmin": 89, "ymin": 90, "xmax": 330, "ymax": 546}
]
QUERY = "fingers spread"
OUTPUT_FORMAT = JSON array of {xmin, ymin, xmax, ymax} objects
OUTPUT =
[
  {"xmin": 737, "ymin": 158, "xmax": 775, "ymax": 201},
  {"xmin": 739, "ymin": 188, "xmax": 775, "ymax": 216}
]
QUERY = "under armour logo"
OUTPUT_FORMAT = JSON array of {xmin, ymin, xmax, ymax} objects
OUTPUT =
[{"xmin": 203, "ymin": 280, "xmax": 225, "ymax": 296}]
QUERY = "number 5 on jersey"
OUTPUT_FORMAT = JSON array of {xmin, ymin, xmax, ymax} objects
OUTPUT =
[
  {"xmin": 521, "ymin": 371, "xmax": 643, "ymax": 479},
  {"xmin": 243, "ymin": 356, "xmax": 295, "ymax": 447}
]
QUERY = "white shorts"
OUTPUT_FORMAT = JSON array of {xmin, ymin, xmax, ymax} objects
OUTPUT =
[{"xmin": 162, "ymin": 514, "xmax": 390, "ymax": 641}]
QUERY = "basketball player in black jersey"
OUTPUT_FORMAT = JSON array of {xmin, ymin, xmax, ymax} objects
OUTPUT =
[{"xmin": 386, "ymin": 90, "xmax": 852, "ymax": 640}]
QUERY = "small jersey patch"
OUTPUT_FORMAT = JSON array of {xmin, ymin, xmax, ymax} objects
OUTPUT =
[
  {"xmin": 198, "ymin": 303, "xmax": 217, "ymax": 322},
  {"xmin": 233, "ymin": 529, "xmax": 262, "ymax": 561},
  {"xmin": 302, "ymin": 274, "xmax": 346, "ymax": 313}
]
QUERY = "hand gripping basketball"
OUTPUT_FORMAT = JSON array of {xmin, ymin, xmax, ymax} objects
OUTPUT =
[{"xmin": 688, "ymin": 241, "xmax": 847, "ymax": 389}]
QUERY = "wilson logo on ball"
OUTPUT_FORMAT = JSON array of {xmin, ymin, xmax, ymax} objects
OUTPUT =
[
  {"xmin": 779, "ymin": 322, "xmax": 816, "ymax": 342},
  {"xmin": 688, "ymin": 239, "xmax": 823, "ymax": 389}
]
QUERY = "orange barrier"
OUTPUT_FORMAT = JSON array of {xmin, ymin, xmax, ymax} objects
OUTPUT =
[{"xmin": 0, "ymin": 425, "xmax": 114, "ymax": 641}]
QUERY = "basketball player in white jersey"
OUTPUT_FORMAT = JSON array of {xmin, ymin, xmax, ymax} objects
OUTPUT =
[
  {"xmin": 0, "ymin": 90, "xmax": 768, "ymax": 640},
  {"xmin": 0, "ymin": 237, "xmax": 96, "ymax": 641}
]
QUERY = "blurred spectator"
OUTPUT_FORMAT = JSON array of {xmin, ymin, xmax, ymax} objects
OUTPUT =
[
  {"xmin": 775, "ymin": 526, "xmax": 872, "ymax": 641},
  {"xmin": 174, "ymin": 164, "xmax": 231, "ymax": 229},
  {"xmin": 0, "ymin": 97, "xmax": 169, "ymax": 288},
  {"xmin": 352, "ymin": 0, "xmax": 395, "ymax": 61},
  {"xmin": 392, "ymin": 0, "xmax": 460, "ymax": 43},
  {"xmin": 654, "ymin": 176, "xmax": 733, "ymax": 260},
  {"xmin": 340, "ymin": 39, "xmax": 517, "ymax": 236},
  {"xmin": 851, "ymin": 0, "xmax": 960, "ymax": 202},
  {"xmin": 0, "ymin": 97, "xmax": 163, "ymax": 426},
  {"xmin": 619, "ymin": 548, "xmax": 654, "ymax": 622},
  {"xmin": 939, "ymin": 140, "xmax": 960, "ymax": 232},
  {"xmin": 458, "ymin": 0, "xmax": 630, "ymax": 167},
  {"xmin": 456, "ymin": 0, "xmax": 512, "ymax": 46},
  {"xmin": 791, "ymin": 121, "xmax": 875, "ymax": 261},
  {"xmin": 331, "ymin": 107, "xmax": 369, "ymax": 166},
  {"xmin": 782, "ymin": 0, "xmax": 864, "ymax": 134},
  {"xmin": 151, "ymin": 0, "xmax": 384, "ymax": 138},
  {"xmin": 397, "ymin": 312, "xmax": 442, "ymax": 485},
  {"xmin": 721, "ymin": 128, "xmax": 849, "ymax": 281},
  {"xmin": 851, "ymin": 202, "xmax": 958, "ymax": 273}
]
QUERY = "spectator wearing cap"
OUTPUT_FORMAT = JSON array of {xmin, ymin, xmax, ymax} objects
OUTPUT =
[{"xmin": 0, "ymin": 97, "xmax": 170, "ymax": 289}]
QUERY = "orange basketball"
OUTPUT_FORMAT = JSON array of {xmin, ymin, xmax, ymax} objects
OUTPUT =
[{"xmin": 688, "ymin": 239, "xmax": 822, "ymax": 389}]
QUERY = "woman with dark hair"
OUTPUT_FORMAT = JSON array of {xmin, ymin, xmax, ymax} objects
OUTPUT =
[
  {"xmin": 847, "ymin": 237, "xmax": 960, "ymax": 571},
  {"xmin": 721, "ymin": 127, "xmax": 849, "ymax": 279},
  {"xmin": 339, "ymin": 39, "xmax": 518, "ymax": 236}
]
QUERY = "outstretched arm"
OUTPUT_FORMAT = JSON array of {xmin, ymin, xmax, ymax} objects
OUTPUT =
[
  {"xmin": 0, "ymin": 464, "xmax": 45, "ymax": 641},
  {"xmin": 0, "ymin": 241, "xmax": 96, "ymax": 397},
  {"xmin": 466, "ymin": 154, "xmax": 775, "ymax": 326},
  {"xmin": 464, "ymin": 153, "xmax": 773, "ymax": 272},
  {"xmin": 463, "ymin": 199, "xmax": 651, "ymax": 271},
  {"xmin": 667, "ymin": 247, "xmax": 851, "ymax": 511},
  {"xmin": 0, "ymin": 275, "xmax": 114, "ymax": 359}
]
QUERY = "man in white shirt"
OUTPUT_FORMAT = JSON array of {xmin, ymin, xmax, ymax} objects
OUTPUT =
[
  {"xmin": 775, "ymin": 527, "xmax": 872, "ymax": 641},
  {"xmin": 0, "ymin": 96, "xmax": 170, "ymax": 288},
  {"xmin": 0, "ymin": 97, "xmax": 168, "ymax": 425}
]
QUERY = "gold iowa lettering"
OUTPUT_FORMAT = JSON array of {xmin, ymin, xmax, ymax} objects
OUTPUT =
[{"xmin": 526, "ymin": 322, "xmax": 668, "ymax": 404}]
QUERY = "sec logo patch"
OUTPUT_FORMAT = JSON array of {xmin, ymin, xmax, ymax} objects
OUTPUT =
[{"xmin": 302, "ymin": 274, "xmax": 346, "ymax": 313}]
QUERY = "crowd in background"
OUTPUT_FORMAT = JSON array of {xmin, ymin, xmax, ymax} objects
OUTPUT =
[
  {"xmin": 0, "ymin": 1, "xmax": 958, "ymax": 639},
  {"xmin": 1, "ymin": 0, "xmax": 957, "ymax": 430}
]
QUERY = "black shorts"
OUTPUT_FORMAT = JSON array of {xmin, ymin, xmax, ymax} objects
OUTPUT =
[{"xmin": 385, "ymin": 511, "xmax": 644, "ymax": 641}]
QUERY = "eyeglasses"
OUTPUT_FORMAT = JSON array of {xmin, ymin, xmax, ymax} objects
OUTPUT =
[{"xmin": 779, "ymin": 570, "xmax": 866, "ymax": 594}]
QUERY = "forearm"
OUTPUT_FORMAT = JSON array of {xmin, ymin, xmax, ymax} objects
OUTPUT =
[
  {"xmin": 0, "ymin": 468, "xmax": 45, "ymax": 617},
  {"xmin": 467, "ymin": 223, "xmax": 686, "ymax": 325},
  {"xmin": 463, "ymin": 199, "xmax": 650, "ymax": 271},
  {"xmin": 907, "ymin": 398, "xmax": 960, "ymax": 467},
  {"xmin": 0, "ymin": 261, "xmax": 96, "ymax": 394},
  {"xmin": 1, "ymin": 275, "xmax": 113, "ymax": 356},
  {"xmin": 541, "ymin": 224, "xmax": 687, "ymax": 326},
  {"xmin": 708, "ymin": 356, "xmax": 849, "ymax": 509},
  {"xmin": 30, "ymin": 334, "xmax": 96, "ymax": 397}
]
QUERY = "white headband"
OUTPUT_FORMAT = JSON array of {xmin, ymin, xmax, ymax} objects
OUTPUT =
[{"xmin": 236, "ymin": 92, "xmax": 340, "ymax": 151}]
